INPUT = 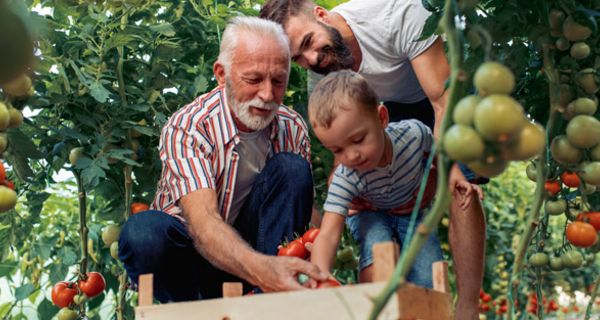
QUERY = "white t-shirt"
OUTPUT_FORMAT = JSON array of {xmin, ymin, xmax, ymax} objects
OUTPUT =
[
  {"xmin": 310, "ymin": 0, "xmax": 437, "ymax": 103},
  {"xmin": 228, "ymin": 128, "xmax": 272, "ymax": 224}
]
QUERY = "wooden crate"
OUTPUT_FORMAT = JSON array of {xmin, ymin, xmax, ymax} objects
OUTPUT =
[{"xmin": 135, "ymin": 242, "xmax": 453, "ymax": 320}]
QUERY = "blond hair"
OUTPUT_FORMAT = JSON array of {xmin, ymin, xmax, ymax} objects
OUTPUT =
[{"xmin": 308, "ymin": 70, "xmax": 379, "ymax": 129}]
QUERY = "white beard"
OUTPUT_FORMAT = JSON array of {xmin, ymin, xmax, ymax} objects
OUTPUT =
[{"xmin": 226, "ymin": 80, "xmax": 278, "ymax": 131}]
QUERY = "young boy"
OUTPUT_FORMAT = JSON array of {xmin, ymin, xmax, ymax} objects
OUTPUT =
[{"xmin": 308, "ymin": 70, "xmax": 443, "ymax": 288}]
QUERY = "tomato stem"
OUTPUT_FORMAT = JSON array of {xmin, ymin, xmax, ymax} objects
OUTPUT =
[
  {"xmin": 74, "ymin": 170, "xmax": 88, "ymax": 318},
  {"xmin": 584, "ymin": 275, "xmax": 600, "ymax": 320}
]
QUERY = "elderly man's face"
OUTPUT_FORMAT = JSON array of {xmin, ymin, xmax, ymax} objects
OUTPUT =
[{"xmin": 223, "ymin": 34, "xmax": 289, "ymax": 132}]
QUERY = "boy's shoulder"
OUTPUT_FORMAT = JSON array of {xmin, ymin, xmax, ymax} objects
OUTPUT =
[{"xmin": 386, "ymin": 119, "xmax": 432, "ymax": 139}]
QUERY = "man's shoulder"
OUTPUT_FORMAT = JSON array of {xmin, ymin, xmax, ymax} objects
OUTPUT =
[
  {"xmin": 275, "ymin": 105, "xmax": 308, "ymax": 130},
  {"xmin": 167, "ymin": 87, "xmax": 225, "ymax": 127}
]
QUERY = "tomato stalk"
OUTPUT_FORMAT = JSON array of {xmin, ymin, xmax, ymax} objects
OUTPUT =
[
  {"xmin": 507, "ymin": 35, "xmax": 561, "ymax": 319},
  {"xmin": 74, "ymin": 171, "xmax": 88, "ymax": 317},
  {"xmin": 584, "ymin": 275, "xmax": 600, "ymax": 320},
  {"xmin": 368, "ymin": 0, "xmax": 463, "ymax": 318}
]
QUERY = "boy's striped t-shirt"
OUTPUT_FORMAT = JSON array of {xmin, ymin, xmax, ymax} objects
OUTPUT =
[{"xmin": 323, "ymin": 120, "xmax": 433, "ymax": 216}]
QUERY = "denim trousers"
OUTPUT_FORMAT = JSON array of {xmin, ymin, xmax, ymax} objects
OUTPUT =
[{"xmin": 118, "ymin": 152, "xmax": 313, "ymax": 302}]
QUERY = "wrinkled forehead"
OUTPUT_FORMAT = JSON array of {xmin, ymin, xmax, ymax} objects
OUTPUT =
[{"xmin": 234, "ymin": 30, "xmax": 290, "ymax": 60}]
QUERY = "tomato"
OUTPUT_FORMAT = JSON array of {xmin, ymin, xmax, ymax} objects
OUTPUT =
[
  {"xmin": 301, "ymin": 228, "xmax": 320, "ymax": 244},
  {"xmin": 69, "ymin": 147, "xmax": 85, "ymax": 166},
  {"xmin": 562, "ymin": 250, "xmax": 584, "ymax": 268},
  {"xmin": 482, "ymin": 293, "xmax": 492, "ymax": 302},
  {"xmin": 1, "ymin": 74, "xmax": 32, "ymax": 97},
  {"xmin": 591, "ymin": 144, "xmax": 600, "ymax": 161},
  {"xmin": 567, "ymin": 97, "xmax": 597, "ymax": 117},
  {"xmin": 474, "ymin": 95, "xmax": 525, "ymax": 142},
  {"xmin": 101, "ymin": 224, "xmax": 120, "ymax": 246},
  {"xmin": 336, "ymin": 246, "xmax": 355, "ymax": 263},
  {"xmin": 474, "ymin": 62, "xmax": 515, "ymax": 95},
  {"xmin": 467, "ymin": 158, "xmax": 508, "ymax": 178},
  {"xmin": 576, "ymin": 212, "xmax": 600, "ymax": 231},
  {"xmin": 452, "ymin": 95, "xmax": 481, "ymax": 125},
  {"xmin": 51, "ymin": 281, "xmax": 77, "ymax": 308},
  {"xmin": 0, "ymin": 7, "xmax": 34, "ymax": 85},
  {"xmin": 560, "ymin": 171, "xmax": 580, "ymax": 188},
  {"xmin": 529, "ymin": 252, "xmax": 549, "ymax": 267},
  {"xmin": 565, "ymin": 115, "xmax": 600, "ymax": 148},
  {"xmin": 0, "ymin": 102, "xmax": 9, "ymax": 131},
  {"xmin": 56, "ymin": 308, "xmax": 78, "ymax": 320},
  {"xmin": 443, "ymin": 124, "xmax": 484, "ymax": 163},
  {"xmin": 77, "ymin": 272, "xmax": 106, "ymax": 298},
  {"xmin": 549, "ymin": 256, "xmax": 563, "ymax": 271},
  {"xmin": 549, "ymin": 9, "xmax": 566, "ymax": 31},
  {"xmin": 0, "ymin": 185, "xmax": 17, "ymax": 212},
  {"xmin": 575, "ymin": 69, "xmax": 599, "ymax": 94},
  {"xmin": 566, "ymin": 221, "xmax": 598, "ymax": 247},
  {"xmin": 563, "ymin": 16, "xmax": 592, "ymax": 41},
  {"xmin": 570, "ymin": 42, "xmax": 590, "ymax": 59},
  {"xmin": 555, "ymin": 37, "xmax": 570, "ymax": 51},
  {"xmin": 7, "ymin": 107, "xmax": 23, "ymax": 129},
  {"xmin": 110, "ymin": 241, "xmax": 119, "ymax": 260},
  {"xmin": 550, "ymin": 135, "xmax": 582, "ymax": 164},
  {"xmin": 278, "ymin": 239, "xmax": 308, "ymax": 259},
  {"xmin": 501, "ymin": 122, "xmax": 545, "ymax": 161},
  {"xmin": 526, "ymin": 163, "xmax": 538, "ymax": 181},
  {"xmin": 580, "ymin": 161, "xmax": 600, "ymax": 186},
  {"xmin": 544, "ymin": 199, "xmax": 566, "ymax": 216},
  {"xmin": 544, "ymin": 180, "xmax": 561, "ymax": 196},
  {"xmin": 0, "ymin": 161, "xmax": 5, "ymax": 184},
  {"xmin": 316, "ymin": 278, "xmax": 341, "ymax": 289},
  {"xmin": 131, "ymin": 202, "xmax": 150, "ymax": 214}
]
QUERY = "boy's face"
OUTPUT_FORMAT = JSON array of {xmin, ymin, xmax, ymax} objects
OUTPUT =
[{"xmin": 313, "ymin": 104, "xmax": 389, "ymax": 171}]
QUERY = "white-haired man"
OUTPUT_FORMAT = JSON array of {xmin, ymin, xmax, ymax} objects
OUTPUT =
[{"xmin": 118, "ymin": 16, "xmax": 328, "ymax": 302}]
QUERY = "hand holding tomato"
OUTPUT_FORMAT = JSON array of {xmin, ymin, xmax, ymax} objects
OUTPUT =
[{"xmin": 250, "ymin": 254, "xmax": 328, "ymax": 293}]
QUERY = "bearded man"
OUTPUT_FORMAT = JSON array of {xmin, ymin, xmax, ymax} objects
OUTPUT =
[{"xmin": 118, "ymin": 16, "xmax": 328, "ymax": 302}]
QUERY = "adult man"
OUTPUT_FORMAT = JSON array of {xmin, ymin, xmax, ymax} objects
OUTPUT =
[
  {"xmin": 260, "ymin": 1, "xmax": 485, "ymax": 318},
  {"xmin": 118, "ymin": 16, "xmax": 328, "ymax": 302}
]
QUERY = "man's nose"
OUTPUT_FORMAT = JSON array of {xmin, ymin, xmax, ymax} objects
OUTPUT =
[
  {"xmin": 305, "ymin": 51, "xmax": 319, "ymax": 68},
  {"xmin": 257, "ymin": 81, "xmax": 274, "ymax": 102}
]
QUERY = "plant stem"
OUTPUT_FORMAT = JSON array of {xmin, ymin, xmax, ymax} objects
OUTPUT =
[
  {"xmin": 74, "ymin": 171, "xmax": 88, "ymax": 318},
  {"xmin": 368, "ymin": 0, "xmax": 463, "ymax": 318},
  {"xmin": 585, "ymin": 275, "xmax": 600, "ymax": 320}
]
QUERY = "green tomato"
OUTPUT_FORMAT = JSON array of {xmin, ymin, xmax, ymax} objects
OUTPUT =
[
  {"xmin": 565, "ymin": 115, "xmax": 600, "ymax": 148},
  {"xmin": 526, "ymin": 163, "xmax": 537, "ymax": 182},
  {"xmin": 550, "ymin": 135, "xmax": 582, "ymax": 164},
  {"xmin": 453, "ymin": 95, "xmax": 481, "ymax": 125},
  {"xmin": 443, "ymin": 124, "xmax": 485, "ymax": 163},
  {"xmin": 549, "ymin": 257, "xmax": 564, "ymax": 271},
  {"xmin": 544, "ymin": 199, "xmax": 567, "ymax": 216},
  {"xmin": 529, "ymin": 252, "xmax": 549, "ymax": 267},
  {"xmin": 101, "ymin": 224, "xmax": 121, "ymax": 247},
  {"xmin": 474, "ymin": 62, "xmax": 515, "ymax": 95},
  {"xmin": 57, "ymin": 308, "xmax": 78, "ymax": 320},
  {"xmin": 473, "ymin": 95, "xmax": 525, "ymax": 142},
  {"xmin": 580, "ymin": 162, "xmax": 600, "ymax": 186}
]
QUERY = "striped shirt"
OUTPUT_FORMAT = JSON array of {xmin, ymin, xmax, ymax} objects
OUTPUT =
[
  {"xmin": 151, "ymin": 86, "xmax": 311, "ymax": 223},
  {"xmin": 323, "ymin": 120, "xmax": 433, "ymax": 216}
]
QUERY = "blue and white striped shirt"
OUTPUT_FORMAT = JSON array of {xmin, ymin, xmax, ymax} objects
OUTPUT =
[{"xmin": 323, "ymin": 120, "xmax": 433, "ymax": 216}]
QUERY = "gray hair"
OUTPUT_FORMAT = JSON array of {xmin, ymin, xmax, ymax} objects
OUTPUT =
[{"xmin": 218, "ymin": 16, "xmax": 290, "ymax": 74}]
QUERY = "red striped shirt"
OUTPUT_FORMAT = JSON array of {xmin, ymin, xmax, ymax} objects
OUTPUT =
[{"xmin": 151, "ymin": 86, "xmax": 311, "ymax": 222}]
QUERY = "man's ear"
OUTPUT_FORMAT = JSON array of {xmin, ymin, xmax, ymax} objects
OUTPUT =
[
  {"xmin": 213, "ymin": 61, "xmax": 226, "ymax": 86},
  {"xmin": 377, "ymin": 104, "xmax": 389, "ymax": 128},
  {"xmin": 313, "ymin": 6, "xmax": 331, "ymax": 23}
]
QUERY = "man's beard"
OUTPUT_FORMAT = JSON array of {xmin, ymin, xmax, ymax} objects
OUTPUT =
[
  {"xmin": 310, "ymin": 22, "xmax": 355, "ymax": 75},
  {"xmin": 225, "ymin": 79, "xmax": 278, "ymax": 131}
]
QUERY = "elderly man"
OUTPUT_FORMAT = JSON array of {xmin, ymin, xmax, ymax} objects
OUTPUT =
[
  {"xmin": 118, "ymin": 16, "xmax": 328, "ymax": 302},
  {"xmin": 260, "ymin": 0, "xmax": 486, "ymax": 318}
]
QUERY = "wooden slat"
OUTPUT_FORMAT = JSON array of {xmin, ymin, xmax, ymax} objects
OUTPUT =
[
  {"xmin": 222, "ymin": 282, "xmax": 243, "ymax": 297},
  {"xmin": 432, "ymin": 261, "xmax": 450, "ymax": 294},
  {"xmin": 372, "ymin": 241, "xmax": 399, "ymax": 282},
  {"xmin": 135, "ymin": 281, "xmax": 452, "ymax": 320},
  {"xmin": 138, "ymin": 274, "xmax": 154, "ymax": 307},
  {"xmin": 396, "ymin": 284, "xmax": 453, "ymax": 320}
]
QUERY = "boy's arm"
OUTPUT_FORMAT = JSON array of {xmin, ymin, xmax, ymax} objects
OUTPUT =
[{"xmin": 310, "ymin": 211, "xmax": 346, "ymax": 274}]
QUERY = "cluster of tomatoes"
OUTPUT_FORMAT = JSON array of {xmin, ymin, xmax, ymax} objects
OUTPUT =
[
  {"xmin": 0, "ymin": 161, "xmax": 16, "ymax": 213},
  {"xmin": 277, "ymin": 228, "xmax": 342, "ymax": 289},
  {"xmin": 478, "ymin": 290, "xmax": 509, "ymax": 317},
  {"xmin": 51, "ymin": 272, "xmax": 106, "ymax": 320},
  {"xmin": 525, "ymin": 293, "xmax": 560, "ymax": 315},
  {"xmin": 444, "ymin": 61, "xmax": 545, "ymax": 178}
]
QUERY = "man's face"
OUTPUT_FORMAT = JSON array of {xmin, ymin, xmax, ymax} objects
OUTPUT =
[
  {"xmin": 224, "ymin": 34, "xmax": 290, "ymax": 131},
  {"xmin": 285, "ymin": 15, "xmax": 353, "ymax": 75}
]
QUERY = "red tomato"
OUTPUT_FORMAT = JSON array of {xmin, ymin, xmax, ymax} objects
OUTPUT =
[
  {"xmin": 560, "ymin": 171, "xmax": 580, "ymax": 188},
  {"xmin": 301, "ymin": 228, "xmax": 320, "ymax": 244},
  {"xmin": 566, "ymin": 221, "xmax": 598, "ymax": 247},
  {"xmin": 77, "ymin": 272, "xmax": 106, "ymax": 298},
  {"xmin": 480, "ymin": 303, "xmax": 490, "ymax": 312},
  {"xmin": 479, "ymin": 289, "xmax": 485, "ymax": 299},
  {"xmin": 482, "ymin": 293, "xmax": 492, "ymax": 303},
  {"xmin": 3, "ymin": 180, "xmax": 13, "ymax": 190},
  {"xmin": 316, "ymin": 278, "xmax": 341, "ymax": 289},
  {"xmin": 544, "ymin": 180, "xmax": 561, "ymax": 195},
  {"xmin": 277, "ymin": 239, "xmax": 308, "ymax": 259},
  {"xmin": 51, "ymin": 281, "xmax": 77, "ymax": 308},
  {"xmin": 0, "ymin": 163, "xmax": 5, "ymax": 184},
  {"xmin": 576, "ymin": 212, "xmax": 600, "ymax": 231},
  {"xmin": 131, "ymin": 202, "xmax": 149, "ymax": 214}
]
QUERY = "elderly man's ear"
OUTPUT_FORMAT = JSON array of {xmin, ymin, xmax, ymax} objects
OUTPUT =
[{"xmin": 213, "ymin": 61, "xmax": 226, "ymax": 86}]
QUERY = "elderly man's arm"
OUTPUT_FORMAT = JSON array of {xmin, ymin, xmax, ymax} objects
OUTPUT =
[
  {"xmin": 180, "ymin": 188, "xmax": 327, "ymax": 292},
  {"xmin": 410, "ymin": 38, "xmax": 450, "ymax": 139}
]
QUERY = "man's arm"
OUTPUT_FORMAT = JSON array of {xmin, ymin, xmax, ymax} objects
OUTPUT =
[
  {"xmin": 180, "ymin": 188, "xmax": 328, "ymax": 292},
  {"xmin": 410, "ymin": 38, "xmax": 450, "ymax": 138}
]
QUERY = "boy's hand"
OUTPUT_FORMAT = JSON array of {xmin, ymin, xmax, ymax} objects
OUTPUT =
[{"xmin": 453, "ymin": 180, "xmax": 484, "ymax": 210}]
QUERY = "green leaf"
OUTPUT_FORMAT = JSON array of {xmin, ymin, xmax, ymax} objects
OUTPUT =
[
  {"xmin": 37, "ymin": 298, "xmax": 59, "ymax": 320},
  {"xmin": 28, "ymin": 289, "xmax": 40, "ymax": 304},
  {"xmin": 105, "ymin": 33, "xmax": 138, "ymax": 50},
  {"xmin": 150, "ymin": 23, "xmax": 176, "ymax": 37},
  {"xmin": 81, "ymin": 162, "xmax": 106, "ymax": 189},
  {"xmin": 7, "ymin": 128, "xmax": 44, "ymax": 159},
  {"xmin": 0, "ymin": 260, "xmax": 17, "ymax": 277},
  {"xmin": 0, "ymin": 302, "xmax": 11, "ymax": 318},
  {"xmin": 89, "ymin": 82, "xmax": 111, "ymax": 103},
  {"xmin": 58, "ymin": 127, "xmax": 88, "ymax": 141},
  {"xmin": 0, "ymin": 224, "xmax": 11, "ymax": 260},
  {"xmin": 58, "ymin": 246, "xmax": 78, "ymax": 266},
  {"xmin": 193, "ymin": 75, "xmax": 208, "ymax": 96},
  {"xmin": 5, "ymin": 151, "xmax": 34, "ymax": 180},
  {"xmin": 49, "ymin": 263, "xmax": 69, "ymax": 284},
  {"xmin": 33, "ymin": 243, "xmax": 53, "ymax": 260},
  {"xmin": 416, "ymin": 12, "xmax": 442, "ymax": 41},
  {"xmin": 15, "ymin": 283, "xmax": 35, "ymax": 301}
]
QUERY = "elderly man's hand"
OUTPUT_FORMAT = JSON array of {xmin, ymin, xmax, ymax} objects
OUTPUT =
[{"xmin": 251, "ymin": 255, "xmax": 329, "ymax": 292}]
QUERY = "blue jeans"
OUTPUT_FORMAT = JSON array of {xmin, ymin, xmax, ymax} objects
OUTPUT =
[
  {"xmin": 118, "ymin": 153, "xmax": 313, "ymax": 302},
  {"xmin": 346, "ymin": 210, "xmax": 443, "ymax": 288}
]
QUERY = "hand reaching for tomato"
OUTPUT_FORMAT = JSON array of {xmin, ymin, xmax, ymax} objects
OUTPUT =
[{"xmin": 249, "ymin": 255, "xmax": 328, "ymax": 293}]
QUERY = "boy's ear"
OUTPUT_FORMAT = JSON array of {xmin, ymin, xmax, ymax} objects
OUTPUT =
[
  {"xmin": 313, "ymin": 6, "xmax": 331, "ymax": 24},
  {"xmin": 213, "ymin": 61, "xmax": 226, "ymax": 86},
  {"xmin": 377, "ymin": 104, "xmax": 389, "ymax": 128}
]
